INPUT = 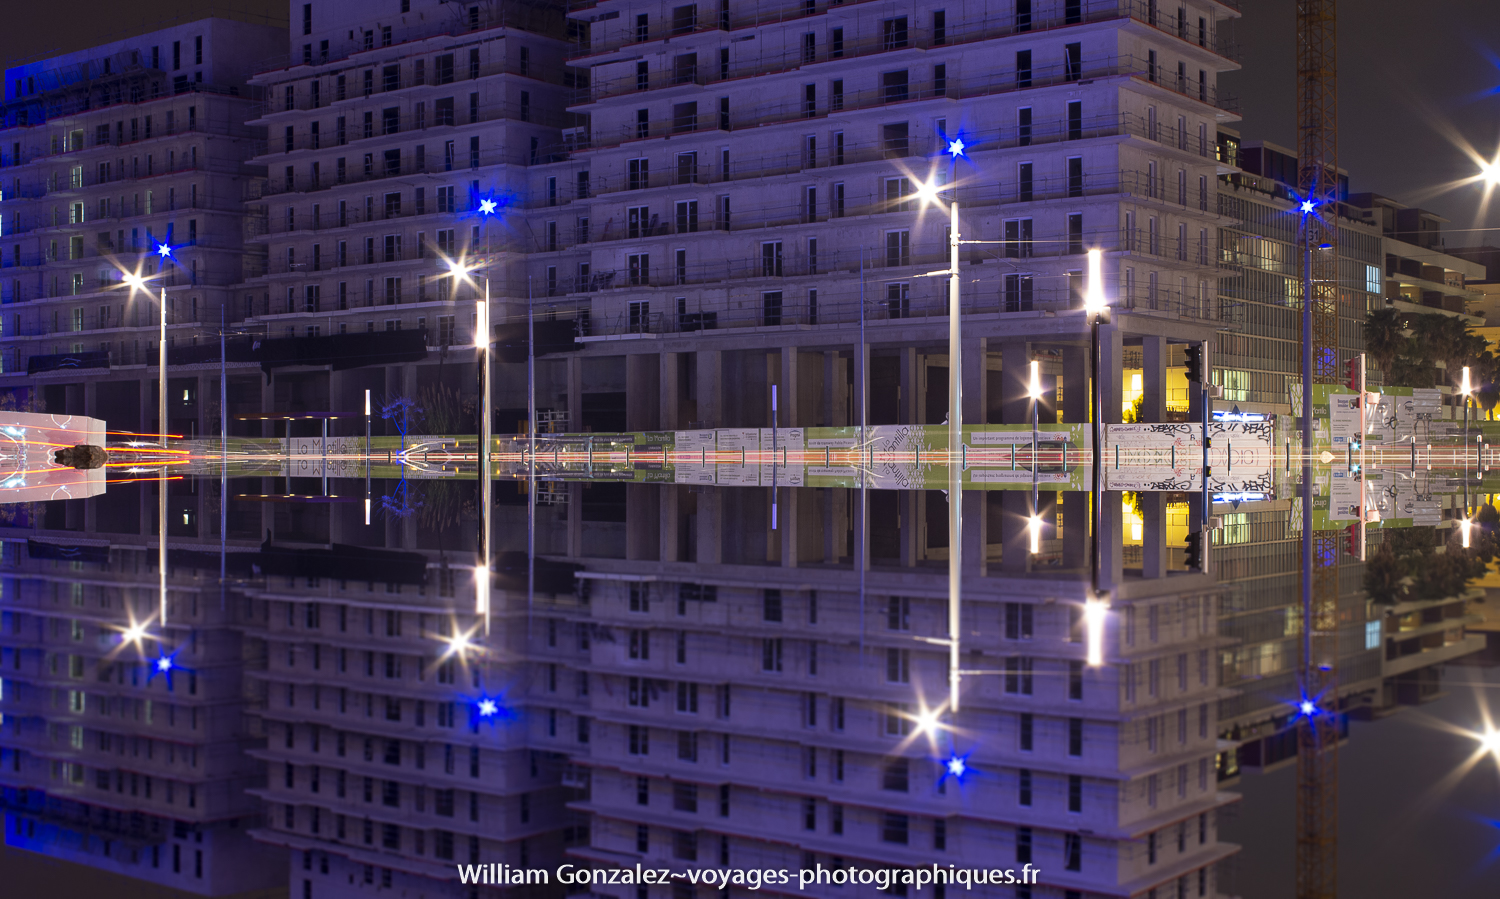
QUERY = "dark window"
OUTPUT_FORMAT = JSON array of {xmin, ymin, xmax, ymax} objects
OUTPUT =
[
  {"xmin": 1069, "ymin": 717, "xmax": 1083, "ymax": 755},
  {"xmin": 1017, "ymin": 0, "xmax": 1032, "ymax": 31},
  {"xmin": 1068, "ymin": 157, "xmax": 1083, "ymax": 197},
  {"xmin": 1068, "ymin": 100, "xmax": 1082, "ymax": 139},
  {"xmin": 882, "ymin": 70, "xmax": 908, "ymax": 104},
  {"xmin": 1016, "ymin": 50, "xmax": 1032, "ymax": 88},
  {"xmin": 1018, "ymin": 107, "xmax": 1032, "ymax": 146},
  {"xmin": 882, "ymin": 122, "xmax": 908, "ymax": 158},
  {"xmin": 1065, "ymin": 43, "xmax": 1081, "ymax": 81},
  {"xmin": 882, "ymin": 758, "xmax": 909, "ymax": 792},
  {"xmin": 882, "ymin": 17, "xmax": 908, "ymax": 50},
  {"xmin": 933, "ymin": 10, "xmax": 946, "ymax": 45}
]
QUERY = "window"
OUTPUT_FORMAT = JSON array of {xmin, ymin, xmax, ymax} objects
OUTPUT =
[
  {"xmin": 628, "ymin": 157, "xmax": 649, "ymax": 190},
  {"xmin": 881, "ymin": 70, "xmax": 908, "ymax": 104},
  {"xmin": 886, "ymin": 282, "xmax": 909, "ymax": 318},
  {"xmin": 1016, "ymin": 827, "xmax": 1032, "ymax": 864},
  {"xmin": 882, "ymin": 122, "xmax": 909, "ymax": 158},
  {"xmin": 760, "ymin": 241, "xmax": 782, "ymax": 277},
  {"xmin": 885, "ymin": 229, "xmax": 910, "ymax": 266},
  {"xmin": 885, "ymin": 177, "xmax": 913, "ymax": 212},
  {"xmin": 1004, "ymin": 274, "xmax": 1034, "ymax": 312},
  {"xmin": 628, "ymin": 253, "xmax": 650, "ymax": 286},
  {"xmin": 882, "ymin": 16, "xmax": 908, "ymax": 50},
  {"xmin": 1068, "ymin": 775, "xmax": 1083, "ymax": 812},
  {"xmin": 1064, "ymin": 832, "xmax": 1081, "ymax": 871},
  {"xmin": 762, "ymin": 291, "xmax": 783, "ymax": 326},
  {"xmin": 882, "ymin": 758, "xmax": 909, "ymax": 791},
  {"xmin": 1003, "ymin": 657, "xmax": 1033, "ymax": 695},
  {"xmin": 1068, "ymin": 157, "xmax": 1084, "ymax": 197},
  {"xmin": 1016, "ymin": 0, "xmax": 1032, "ymax": 31},
  {"xmin": 1018, "ymin": 769, "xmax": 1032, "ymax": 805},
  {"xmin": 887, "ymin": 597, "xmax": 910, "ymax": 631},
  {"xmin": 1069, "ymin": 717, "xmax": 1083, "ymax": 756},
  {"xmin": 1068, "ymin": 213, "xmax": 1084, "ymax": 254},
  {"xmin": 1019, "ymin": 713, "xmax": 1034, "ymax": 751},
  {"xmin": 761, "ymin": 638, "xmax": 783, "ymax": 672},
  {"xmin": 831, "ymin": 27, "xmax": 844, "ymax": 57},
  {"xmin": 1016, "ymin": 50, "xmax": 1032, "ymax": 88},
  {"xmin": 1068, "ymin": 100, "xmax": 1083, "ymax": 139},
  {"xmin": 885, "ymin": 648, "xmax": 910, "ymax": 683},
  {"xmin": 1004, "ymin": 219, "xmax": 1033, "ymax": 258},
  {"xmin": 1065, "ymin": 43, "xmax": 1081, "ymax": 81},
  {"xmin": 1018, "ymin": 107, "xmax": 1032, "ymax": 146}
]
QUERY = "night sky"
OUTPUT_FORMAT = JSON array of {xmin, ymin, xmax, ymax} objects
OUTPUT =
[{"xmin": 4, "ymin": 1, "xmax": 1500, "ymax": 241}]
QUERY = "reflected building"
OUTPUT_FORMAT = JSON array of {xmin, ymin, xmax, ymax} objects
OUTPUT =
[
  {"xmin": 1209, "ymin": 135, "xmax": 1487, "ymax": 774},
  {"xmin": 0, "ymin": 478, "xmax": 284, "ymax": 895},
  {"xmin": 0, "ymin": 18, "xmax": 285, "ymax": 433}
]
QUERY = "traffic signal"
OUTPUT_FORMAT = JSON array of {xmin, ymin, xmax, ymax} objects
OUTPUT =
[
  {"xmin": 1184, "ymin": 345, "xmax": 1203, "ymax": 383},
  {"xmin": 1346, "ymin": 353, "xmax": 1365, "ymax": 394},
  {"xmin": 1184, "ymin": 530, "xmax": 1203, "ymax": 569}
]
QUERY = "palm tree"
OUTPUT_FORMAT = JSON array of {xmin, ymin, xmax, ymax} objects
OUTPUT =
[{"xmin": 1362, "ymin": 307, "xmax": 1407, "ymax": 378}]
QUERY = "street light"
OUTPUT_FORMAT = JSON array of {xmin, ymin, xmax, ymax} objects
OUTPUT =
[
  {"xmin": 120, "ymin": 268, "xmax": 170, "ymax": 626},
  {"xmin": 917, "ymin": 139, "xmax": 966, "ymax": 713},
  {"xmin": 1084, "ymin": 248, "xmax": 1110, "ymax": 596},
  {"xmin": 441, "ymin": 254, "xmax": 492, "ymax": 630}
]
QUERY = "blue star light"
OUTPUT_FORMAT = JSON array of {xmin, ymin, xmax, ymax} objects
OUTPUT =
[
  {"xmin": 946, "ymin": 137, "xmax": 966, "ymax": 158},
  {"xmin": 146, "ymin": 650, "xmax": 179, "ymax": 685},
  {"xmin": 1300, "ymin": 199, "xmax": 1316, "ymax": 214},
  {"xmin": 156, "ymin": 242, "xmax": 173, "ymax": 259},
  {"xmin": 477, "ymin": 698, "xmax": 499, "ymax": 717},
  {"xmin": 945, "ymin": 755, "xmax": 967, "ymax": 778},
  {"xmin": 1299, "ymin": 700, "xmax": 1317, "ymax": 716},
  {"xmin": 478, "ymin": 198, "xmax": 498, "ymax": 215}
]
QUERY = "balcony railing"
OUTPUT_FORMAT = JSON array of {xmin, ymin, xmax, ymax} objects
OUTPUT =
[{"xmin": 571, "ymin": 0, "xmax": 1238, "ymax": 64}]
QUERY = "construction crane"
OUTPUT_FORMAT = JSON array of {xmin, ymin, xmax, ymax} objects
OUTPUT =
[{"xmin": 1295, "ymin": 1, "xmax": 1340, "ymax": 898}]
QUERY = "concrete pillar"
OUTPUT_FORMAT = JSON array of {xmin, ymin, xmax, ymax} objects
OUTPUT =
[
  {"xmin": 1099, "ymin": 491, "xmax": 1125, "ymax": 590},
  {"xmin": 1140, "ymin": 492, "xmax": 1167, "ymax": 578},
  {"xmin": 1062, "ymin": 346, "xmax": 1089, "ymax": 424},
  {"xmin": 852, "ymin": 487, "xmax": 869, "ymax": 573},
  {"xmin": 697, "ymin": 487, "xmax": 722, "ymax": 565},
  {"xmin": 779, "ymin": 488, "xmax": 798, "ymax": 568},
  {"xmin": 961, "ymin": 336, "xmax": 987, "ymax": 425},
  {"xmin": 625, "ymin": 483, "xmax": 660, "ymax": 560},
  {"xmin": 999, "ymin": 340, "xmax": 1031, "ymax": 425},
  {"xmin": 1187, "ymin": 493, "xmax": 1208, "ymax": 571},
  {"xmin": 961, "ymin": 492, "xmax": 985, "ymax": 578},
  {"xmin": 998, "ymin": 492, "xmax": 1031, "ymax": 574},
  {"xmin": 697, "ymin": 349, "xmax": 722, "ymax": 428},
  {"xmin": 1062, "ymin": 491, "xmax": 1089, "ymax": 570},
  {"xmin": 852, "ymin": 343, "xmax": 869, "ymax": 432},
  {"xmin": 566, "ymin": 355, "xmax": 582, "ymax": 432},
  {"xmin": 660, "ymin": 351, "xmax": 680, "ymax": 432},
  {"xmin": 567, "ymin": 483, "xmax": 583, "ymax": 556},
  {"xmin": 779, "ymin": 348, "xmax": 799, "ymax": 428},
  {"xmin": 1188, "ymin": 338, "xmax": 1214, "ymax": 420},
  {"xmin": 823, "ymin": 351, "xmax": 846, "ymax": 427},
  {"xmin": 1098, "ymin": 325, "xmax": 1124, "ymax": 424},
  {"xmin": 899, "ymin": 347, "xmax": 918, "ymax": 425},
  {"xmin": 1141, "ymin": 334, "xmax": 1167, "ymax": 423},
  {"xmin": 660, "ymin": 485, "xmax": 680, "ymax": 562},
  {"xmin": 626, "ymin": 354, "xmax": 658, "ymax": 432},
  {"xmin": 900, "ymin": 492, "xmax": 919, "ymax": 567}
]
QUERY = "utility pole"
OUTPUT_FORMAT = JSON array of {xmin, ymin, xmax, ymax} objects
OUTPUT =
[{"xmin": 1295, "ymin": 1, "xmax": 1341, "ymax": 897}]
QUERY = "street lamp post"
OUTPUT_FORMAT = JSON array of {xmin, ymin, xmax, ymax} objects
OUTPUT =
[
  {"xmin": 120, "ymin": 268, "xmax": 171, "ymax": 625},
  {"xmin": 917, "ymin": 137, "xmax": 967, "ymax": 713},
  {"xmin": 1084, "ymin": 248, "xmax": 1111, "ymax": 659}
]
